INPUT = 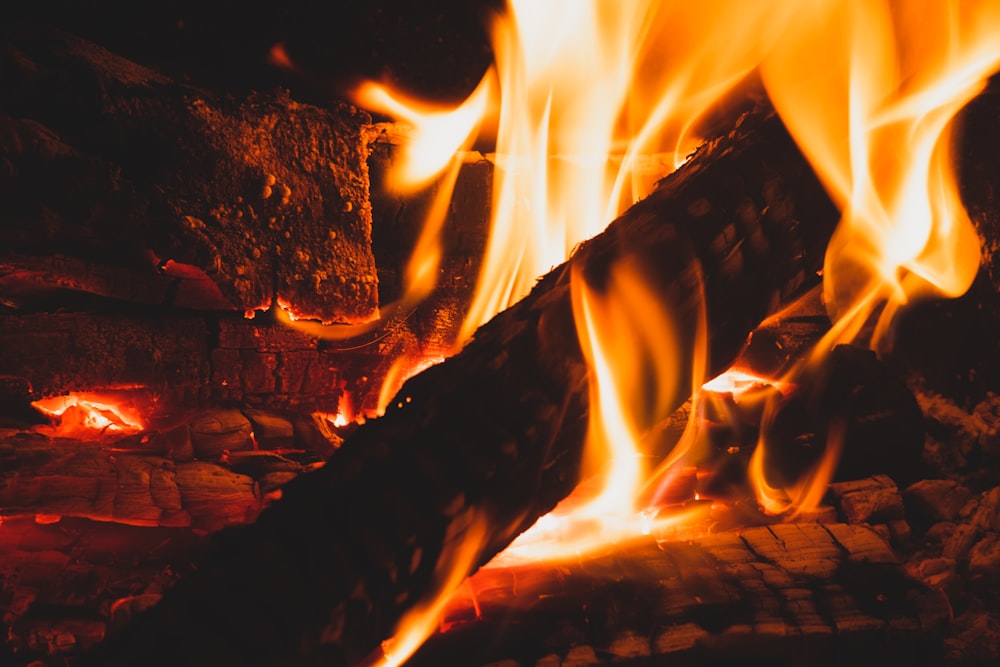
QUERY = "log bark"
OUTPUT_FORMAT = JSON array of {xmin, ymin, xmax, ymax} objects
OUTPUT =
[
  {"xmin": 0, "ymin": 26, "xmax": 377, "ymax": 323},
  {"xmin": 84, "ymin": 106, "xmax": 841, "ymax": 667}
]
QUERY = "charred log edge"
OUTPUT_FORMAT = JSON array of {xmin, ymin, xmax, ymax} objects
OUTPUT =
[{"xmin": 404, "ymin": 523, "xmax": 950, "ymax": 667}]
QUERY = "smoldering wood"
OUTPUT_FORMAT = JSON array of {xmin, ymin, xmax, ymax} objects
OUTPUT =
[
  {"xmin": 83, "ymin": 105, "xmax": 842, "ymax": 667},
  {"xmin": 0, "ymin": 25, "xmax": 377, "ymax": 324},
  {"xmin": 406, "ymin": 523, "xmax": 950, "ymax": 667},
  {"xmin": 0, "ymin": 407, "xmax": 338, "ymax": 530}
]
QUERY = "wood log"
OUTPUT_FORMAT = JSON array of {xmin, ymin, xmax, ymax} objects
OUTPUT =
[
  {"xmin": 405, "ymin": 523, "xmax": 950, "ymax": 667},
  {"xmin": 0, "ymin": 25, "xmax": 377, "ymax": 323},
  {"xmin": 83, "ymin": 105, "xmax": 842, "ymax": 667}
]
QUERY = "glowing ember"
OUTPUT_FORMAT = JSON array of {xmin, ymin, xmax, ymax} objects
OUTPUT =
[{"xmin": 32, "ymin": 393, "xmax": 144, "ymax": 438}]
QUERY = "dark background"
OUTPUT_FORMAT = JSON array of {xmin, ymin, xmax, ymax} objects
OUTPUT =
[{"xmin": 8, "ymin": 0, "xmax": 502, "ymax": 104}]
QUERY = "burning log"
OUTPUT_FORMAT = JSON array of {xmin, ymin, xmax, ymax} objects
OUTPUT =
[
  {"xmin": 0, "ymin": 25, "xmax": 377, "ymax": 323},
  {"xmin": 84, "ymin": 106, "xmax": 841, "ymax": 667}
]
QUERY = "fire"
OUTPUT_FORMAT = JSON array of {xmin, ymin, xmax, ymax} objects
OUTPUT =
[
  {"xmin": 456, "ymin": 0, "xmax": 802, "ymax": 344},
  {"xmin": 760, "ymin": 0, "xmax": 999, "ymax": 351},
  {"xmin": 745, "ymin": 0, "xmax": 1000, "ymax": 511},
  {"xmin": 342, "ymin": 0, "xmax": 1000, "ymax": 662},
  {"xmin": 32, "ymin": 392, "xmax": 145, "ymax": 438}
]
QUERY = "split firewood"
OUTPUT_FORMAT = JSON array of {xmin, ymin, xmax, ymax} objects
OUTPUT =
[
  {"xmin": 84, "ymin": 104, "xmax": 841, "ymax": 667},
  {"xmin": 407, "ymin": 523, "xmax": 950, "ymax": 667},
  {"xmin": 0, "ymin": 25, "xmax": 377, "ymax": 323}
]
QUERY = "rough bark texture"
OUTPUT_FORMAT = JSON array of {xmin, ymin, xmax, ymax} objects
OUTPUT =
[
  {"xmin": 0, "ymin": 25, "xmax": 377, "ymax": 323},
  {"xmin": 82, "ymin": 107, "xmax": 840, "ymax": 667}
]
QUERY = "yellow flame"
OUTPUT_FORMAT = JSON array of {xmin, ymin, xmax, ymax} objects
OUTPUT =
[
  {"xmin": 457, "ymin": 0, "xmax": 803, "ymax": 344},
  {"xmin": 371, "ymin": 509, "xmax": 488, "ymax": 667},
  {"xmin": 760, "ymin": 0, "xmax": 999, "ymax": 351},
  {"xmin": 493, "ymin": 258, "xmax": 709, "ymax": 564},
  {"xmin": 356, "ymin": 73, "xmax": 496, "ymax": 192}
]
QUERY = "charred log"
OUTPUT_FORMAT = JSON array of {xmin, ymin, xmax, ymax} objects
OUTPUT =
[
  {"xmin": 0, "ymin": 26, "xmax": 377, "ymax": 324},
  {"xmin": 83, "ymin": 106, "xmax": 840, "ymax": 667}
]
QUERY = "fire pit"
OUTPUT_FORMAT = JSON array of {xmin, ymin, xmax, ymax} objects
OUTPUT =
[{"xmin": 2, "ymin": 1, "xmax": 1000, "ymax": 666}]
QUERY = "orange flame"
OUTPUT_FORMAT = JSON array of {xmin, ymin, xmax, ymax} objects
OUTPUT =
[
  {"xmin": 745, "ymin": 0, "xmax": 1000, "ymax": 513},
  {"xmin": 345, "ymin": 0, "xmax": 1000, "ymax": 661},
  {"xmin": 370, "ymin": 509, "xmax": 488, "ymax": 667},
  {"xmin": 32, "ymin": 393, "xmax": 144, "ymax": 438},
  {"xmin": 492, "ymin": 258, "xmax": 710, "ymax": 564},
  {"xmin": 457, "ymin": 0, "xmax": 802, "ymax": 344},
  {"xmin": 760, "ymin": 0, "xmax": 999, "ymax": 351}
]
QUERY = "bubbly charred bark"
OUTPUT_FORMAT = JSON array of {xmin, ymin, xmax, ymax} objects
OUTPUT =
[
  {"xmin": 0, "ymin": 26, "xmax": 377, "ymax": 323},
  {"xmin": 84, "ymin": 106, "xmax": 840, "ymax": 667}
]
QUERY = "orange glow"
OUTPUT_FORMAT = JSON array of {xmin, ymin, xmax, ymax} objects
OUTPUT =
[
  {"xmin": 491, "ymin": 259, "xmax": 709, "ymax": 564},
  {"xmin": 759, "ymin": 0, "xmax": 999, "ymax": 352},
  {"xmin": 375, "ymin": 355, "xmax": 443, "ymax": 418},
  {"xmin": 32, "ymin": 393, "xmax": 144, "ymax": 438},
  {"xmin": 456, "ymin": 0, "xmax": 802, "ymax": 344},
  {"xmin": 371, "ymin": 509, "xmax": 488, "ymax": 667},
  {"xmin": 355, "ymin": 73, "xmax": 495, "ymax": 192}
]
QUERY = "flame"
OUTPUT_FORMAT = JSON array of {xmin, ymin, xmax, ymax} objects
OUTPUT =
[
  {"xmin": 375, "ymin": 355, "xmax": 444, "ymax": 418},
  {"xmin": 492, "ymin": 258, "xmax": 709, "ymax": 564},
  {"xmin": 760, "ymin": 0, "xmax": 999, "ymax": 351},
  {"xmin": 744, "ymin": 0, "xmax": 1000, "ymax": 513},
  {"xmin": 356, "ymin": 73, "xmax": 495, "ymax": 193},
  {"xmin": 749, "ymin": 404, "xmax": 845, "ymax": 518},
  {"xmin": 347, "ymin": 1, "xmax": 1000, "ymax": 661},
  {"xmin": 32, "ymin": 393, "xmax": 144, "ymax": 438},
  {"xmin": 370, "ymin": 509, "xmax": 488, "ymax": 667},
  {"xmin": 456, "ymin": 0, "xmax": 802, "ymax": 344}
]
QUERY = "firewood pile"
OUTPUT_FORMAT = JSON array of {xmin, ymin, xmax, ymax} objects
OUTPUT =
[{"xmin": 3, "ymin": 3, "xmax": 1000, "ymax": 667}]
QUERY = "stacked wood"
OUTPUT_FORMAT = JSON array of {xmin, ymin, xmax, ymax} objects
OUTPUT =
[
  {"xmin": 406, "ymin": 523, "xmax": 951, "ymax": 667},
  {"xmin": 82, "ymin": 105, "xmax": 842, "ymax": 667},
  {"xmin": 0, "ymin": 25, "xmax": 377, "ymax": 324}
]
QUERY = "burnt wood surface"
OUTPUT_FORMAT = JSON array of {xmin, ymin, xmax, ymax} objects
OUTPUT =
[
  {"xmin": 408, "ymin": 523, "xmax": 950, "ymax": 667},
  {"xmin": 82, "ymin": 106, "xmax": 841, "ymax": 667},
  {"xmin": 1, "ymin": 26, "xmax": 377, "ymax": 324}
]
